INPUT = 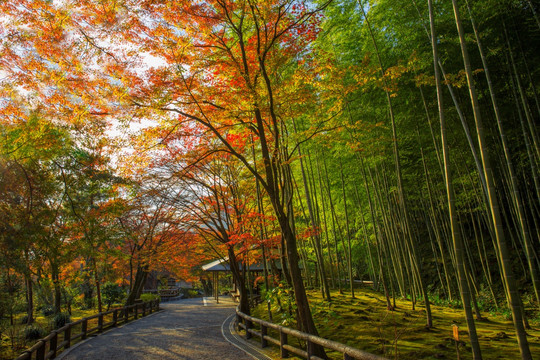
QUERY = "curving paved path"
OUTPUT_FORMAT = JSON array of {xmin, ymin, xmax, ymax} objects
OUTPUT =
[{"xmin": 59, "ymin": 297, "xmax": 269, "ymax": 360}]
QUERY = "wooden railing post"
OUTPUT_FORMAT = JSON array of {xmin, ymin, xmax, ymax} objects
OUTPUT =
[
  {"xmin": 124, "ymin": 307, "xmax": 129, "ymax": 323},
  {"xmin": 142, "ymin": 302, "xmax": 146, "ymax": 317},
  {"xmin": 236, "ymin": 314, "xmax": 242, "ymax": 331},
  {"xmin": 36, "ymin": 340, "xmax": 46, "ymax": 360},
  {"xmin": 261, "ymin": 324, "xmax": 268, "ymax": 348},
  {"xmin": 98, "ymin": 313, "xmax": 104, "ymax": 332},
  {"xmin": 50, "ymin": 331, "xmax": 58, "ymax": 358},
  {"xmin": 113, "ymin": 309, "xmax": 118, "ymax": 326},
  {"xmin": 279, "ymin": 329, "xmax": 289, "ymax": 358},
  {"xmin": 81, "ymin": 319, "xmax": 88, "ymax": 340},
  {"xmin": 65, "ymin": 324, "xmax": 72, "ymax": 349},
  {"xmin": 134, "ymin": 304, "xmax": 138, "ymax": 319},
  {"xmin": 245, "ymin": 319, "xmax": 252, "ymax": 339}
]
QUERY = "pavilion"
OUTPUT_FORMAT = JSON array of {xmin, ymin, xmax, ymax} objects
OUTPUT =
[{"xmin": 202, "ymin": 257, "xmax": 279, "ymax": 303}]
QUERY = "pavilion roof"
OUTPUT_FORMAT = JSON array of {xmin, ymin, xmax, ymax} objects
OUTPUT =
[{"xmin": 201, "ymin": 257, "xmax": 283, "ymax": 272}]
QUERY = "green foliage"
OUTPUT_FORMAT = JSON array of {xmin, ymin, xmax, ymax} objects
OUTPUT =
[
  {"xmin": 179, "ymin": 288, "xmax": 200, "ymax": 298},
  {"xmin": 102, "ymin": 282, "xmax": 125, "ymax": 310},
  {"xmin": 51, "ymin": 312, "xmax": 71, "ymax": 329},
  {"xmin": 139, "ymin": 293, "xmax": 160, "ymax": 302},
  {"xmin": 264, "ymin": 283, "xmax": 297, "ymax": 327},
  {"xmin": 23, "ymin": 325, "xmax": 47, "ymax": 341},
  {"xmin": 429, "ymin": 294, "xmax": 463, "ymax": 309},
  {"xmin": 489, "ymin": 307, "xmax": 513, "ymax": 322},
  {"xmin": 476, "ymin": 285, "xmax": 500, "ymax": 312}
]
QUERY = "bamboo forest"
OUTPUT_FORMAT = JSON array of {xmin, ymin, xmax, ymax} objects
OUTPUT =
[{"xmin": 1, "ymin": 0, "xmax": 539, "ymax": 359}]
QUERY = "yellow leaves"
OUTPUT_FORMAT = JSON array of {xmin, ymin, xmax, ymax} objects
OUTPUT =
[
  {"xmin": 443, "ymin": 70, "xmax": 467, "ymax": 88},
  {"xmin": 414, "ymin": 72, "xmax": 434, "ymax": 87}
]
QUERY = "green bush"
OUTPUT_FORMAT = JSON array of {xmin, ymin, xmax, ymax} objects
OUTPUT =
[
  {"xmin": 52, "ymin": 312, "xmax": 71, "ymax": 329},
  {"xmin": 24, "ymin": 324, "xmax": 47, "ymax": 341},
  {"xmin": 102, "ymin": 282, "xmax": 125, "ymax": 310},
  {"xmin": 140, "ymin": 293, "xmax": 160, "ymax": 302},
  {"xmin": 179, "ymin": 288, "xmax": 200, "ymax": 298}
]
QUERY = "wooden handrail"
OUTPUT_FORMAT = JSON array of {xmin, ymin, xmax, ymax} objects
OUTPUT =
[
  {"xmin": 236, "ymin": 308, "xmax": 387, "ymax": 360},
  {"xmin": 14, "ymin": 299, "xmax": 160, "ymax": 360}
]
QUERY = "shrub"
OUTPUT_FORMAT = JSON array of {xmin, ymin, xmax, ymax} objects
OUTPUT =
[
  {"xmin": 24, "ymin": 325, "xmax": 47, "ymax": 341},
  {"xmin": 140, "ymin": 293, "xmax": 160, "ymax": 302},
  {"xmin": 178, "ymin": 288, "xmax": 200, "ymax": 298},
  {"xmin": 20, "ymin": 315, "xmax": 29, "ymax": 324},
  {"xmin": 102, "ymin": 282, "xmax": 125, "ymax": 310},
  {"xmin": 52, "ymin": 312, "xmax": 71, "ymax": 329}
]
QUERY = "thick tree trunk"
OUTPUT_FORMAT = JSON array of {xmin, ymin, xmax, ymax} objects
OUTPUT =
[
  {"xmin": 274, "ymin": 205, "xmax": 326, "ymax": 359},
  {"xmin": 228, "ymin": 247, "xmax": 250, "ymax": 315},
  {"xmin": 126, "ymin": 264, "xmax": 149, "ymax": 306}
]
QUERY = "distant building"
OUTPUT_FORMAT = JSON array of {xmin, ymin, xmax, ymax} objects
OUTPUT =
[{"xmin": 143, "ymin": 270, "xmax": 192, "ymax": 290}]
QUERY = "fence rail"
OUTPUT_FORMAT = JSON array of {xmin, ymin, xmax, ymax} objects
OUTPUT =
[
  {"xmin": 236, "ymin": 308, "xmax": 386, "ymax": 360},
  {"xmin": 15, "ymin": 299, "xmax": 160, "ymax": 360},
  {"xmin": 143, "ymin": 288, "xmax": 181, "ymax": 298}
]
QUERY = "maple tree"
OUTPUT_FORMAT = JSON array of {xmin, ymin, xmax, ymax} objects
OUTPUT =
[{"xmin": 101, "ymin": 0, "xmax": 334, "ymax": 346}]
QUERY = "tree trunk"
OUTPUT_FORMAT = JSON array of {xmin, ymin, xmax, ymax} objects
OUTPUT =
[
  {"xmin": 228, "ymin": 247, "xmax": 250, "ymax": 315},
  {"xmin": 276, "ymin": 205, "xmax": 326, "ymax": 359},
  {"xmin": 93, "ymin": 258, "xmax": 103, "ymax": 313},
  {"xmin": 51, "ymin": 263, "xmax": 62, "ymax": 314},
  {"xmin": 25, "ymin": 275, "xmax": 34, "ymax": 324},
  {"xmin": 126, "ymin": 264, "xmax": 149, "ymax": 306}
]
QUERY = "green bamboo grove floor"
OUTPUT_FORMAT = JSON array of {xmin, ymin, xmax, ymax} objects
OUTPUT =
[{"xmin": 250, "ymin": 288, "xmax": 540, "ymax": 359}]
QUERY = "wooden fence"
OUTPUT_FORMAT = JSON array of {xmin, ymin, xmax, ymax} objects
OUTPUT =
[
  {"xmin": 15, "ymin": 299, "xmax": 160, "ymax": 360},
  {"xmin": 236, "ymin": 308, "xmax": 387, "ymax": 360}
]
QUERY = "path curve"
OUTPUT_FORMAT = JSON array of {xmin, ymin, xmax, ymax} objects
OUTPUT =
[{"xmin": 59, "ymin": 297, "xmax": 269, "ymax": 360}]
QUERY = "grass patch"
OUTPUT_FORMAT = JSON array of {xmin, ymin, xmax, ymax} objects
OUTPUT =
[{"xmin": 251, "ymin": 288, "xmax": 540, "ymax": 359}]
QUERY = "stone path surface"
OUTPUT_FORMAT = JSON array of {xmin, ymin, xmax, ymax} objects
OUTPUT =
[{"xmin": 59, "ymin": 297, "xmax": 267, "ymax": 360}]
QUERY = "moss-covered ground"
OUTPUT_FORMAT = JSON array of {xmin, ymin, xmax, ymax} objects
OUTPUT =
[{"xmin": 250, "ymin": 288, "xmax": 540, "ymax": 359}]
